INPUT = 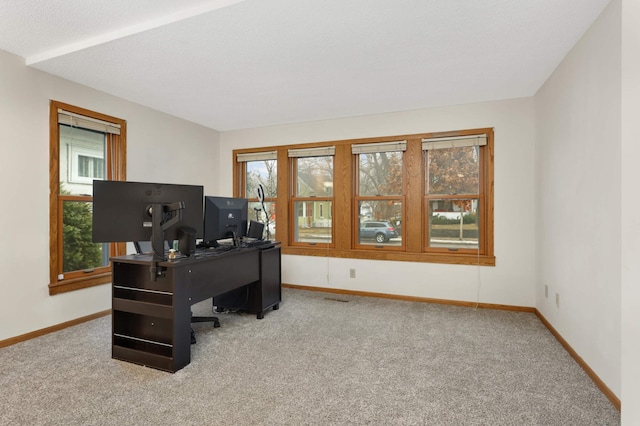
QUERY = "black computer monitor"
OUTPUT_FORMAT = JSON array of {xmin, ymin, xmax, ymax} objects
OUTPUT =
[
  {"xmin": 92, "ymin": 180, "xmax": 204, "ymax": 257},
  {"xmin": 203, "ymin": 196, "xmax": 248, "ymax": 247}
]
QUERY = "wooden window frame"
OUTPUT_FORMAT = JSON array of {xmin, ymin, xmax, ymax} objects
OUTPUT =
[
  {"xmin": 235, "ymin": 153, "xmax": 278, "ymax": 239},
  {"xmin": 289, "ymin": 152, "xmax": 335, "ymax": 248},
  {"xmin": 423, "ymin": 131, "xmax": 490, "ymax": 256},
  {"xmin": 233, "ymin": 128, "xmax": 494, "ymax": 266},
  {"xmin": 353, "ymin": 145, "xmax": 406, "ymax": 251},
  {"xmin": 49, "ymin": 101, "xmax": 127, "ymax": 295}
]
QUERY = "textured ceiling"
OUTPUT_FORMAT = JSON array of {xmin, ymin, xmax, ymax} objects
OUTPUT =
[{"xmin": 0, "ymin": 0, "xmax": 612, "ymax": 131}]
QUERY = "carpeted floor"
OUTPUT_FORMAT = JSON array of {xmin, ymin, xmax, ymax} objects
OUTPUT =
[{"xmin": 0, "ymin": 288, "xmax": 620, "ymax": 425}]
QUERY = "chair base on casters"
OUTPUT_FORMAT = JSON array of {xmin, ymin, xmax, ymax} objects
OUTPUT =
[{"xmin": 190, "ymin": 315, "xmax": 221, "ymax": 344}]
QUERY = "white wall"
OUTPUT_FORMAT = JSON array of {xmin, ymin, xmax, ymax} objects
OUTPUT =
[
  {"xmin": 0, "ymin": 49, "xmax": 220, "ymax": 341},
  {"xmin": 535, "ymin": 0, "xmax": 621, "ymax": 399},
  {"xmin": 621, "ymin": 0, "xmax": 640, "ymax": 421},
  {"xmin": 220, "ymin": 98, "xmax": 537, "ymax": 307},
  {"xmin": 2, "ymin": 4, "xmax": 631, "ymax": 415}
]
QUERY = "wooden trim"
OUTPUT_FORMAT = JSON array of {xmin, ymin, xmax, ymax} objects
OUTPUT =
[
  {"xmin": 48, "ymin": 272, "xmax": 112, "ymax": 295},
  {"xmin": 282, "ymin": 284, "xmax": 619, "ymax": 412},
  {"xmin": 49, "ymin": 100, "xmax": 126, "ymax": 295},
  {"xmin": 232, "ymin": 151, "xmax": 242, "ymax": 195},
  {"xmin": 52, "ymin": 100, "xmax": 126, "ymax": 128},
  {"xmin": 276, "ymin": 149, "xmax": 290, "ymax": 244},
  {"xmin": 484, "ymin": 130, "xmax": 495, "ymax": 256},
  {"xmin": 281, "ymin": 246, "xmax": 496, "ymax": 266},
  {"xmin": 0, "ymin": 309, "xmax": 111, "ymax": 349},
  {"xmin": 232, "ymin": 128, "xmax": 494, "ymax": 155},
  {"xmin": 404, "ymin": 137, "xmax": 423, "ymax": 252},
  {"xmin": 49, "ymin": 102, "xmax": 60, "ymax": 289},
  {"xmin": 334, "ymin": 144, "xmax": 352, "ymax": 250},
  {"xmin": 535, "ymin": 310, "xmax": 621, "ymax": 412}
]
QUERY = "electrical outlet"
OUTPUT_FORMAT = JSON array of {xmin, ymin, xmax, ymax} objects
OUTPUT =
[
  {"xmin": 555, "ymin": 293, "xmax": 560, "ymax": 308},
  {"xmin": 349, "ymin": 268, "xmax": 356, "ymax": 278},
  {"xmin": 545, "ymin": 285, "xmax": 548, "ymax": 298}
]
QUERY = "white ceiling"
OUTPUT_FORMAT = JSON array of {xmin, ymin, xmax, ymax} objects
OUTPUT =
[{"xmin": 0, "ymin": 0, "xmax": 611, "ymax": 131}]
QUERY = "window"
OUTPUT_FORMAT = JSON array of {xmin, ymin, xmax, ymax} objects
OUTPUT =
[
  {"xmin": 233, "ymin": 128, "xmax": 494, "ymax": 266},
  {"xmin": 49, "ymin": 101, "xmax": 126, "ymax": 295},
  {"xmin": 76, "ymin": 153, "xmax": 104, "ymax": 181},
  {"xmin": 236, "ymin": 151, "xmax": 278, "ymax": 240},
  {"xmin": 423, "ymin": 134, "xmax": 487, "ymax": 253},
  {"xmin": 353, "ymin": 141, "xmax": 406, "ymax": 249},
  {"xmin": 289, "ymin": 146, "xmax": 335, "ymax": 245}
]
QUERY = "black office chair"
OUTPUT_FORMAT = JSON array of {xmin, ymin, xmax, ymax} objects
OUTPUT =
[
  {"xmin": 190, "ymin": 311, "xmax": 220, "ymax": 344},
  {"xmin": 134, "ymin": 241, "xmax": 220, "ymax": 344}
]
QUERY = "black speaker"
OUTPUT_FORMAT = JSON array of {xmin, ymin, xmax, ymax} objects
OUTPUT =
[
  {"xmin": 178, "ymin": 226, "xmax": 196, "ymax": 256},
  {"xmin": 247, "ymin": 220, "xmax": 265, "ymax": 240}
]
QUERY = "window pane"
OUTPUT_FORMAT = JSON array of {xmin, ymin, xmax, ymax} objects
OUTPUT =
[
  {"xmin": 62, "ymin": 200, "xmax": 109, "ymax": 273},
  {"xmin": 359, "ymin": 151, "xmax": 403, "ymax": 196},
  {"xmin": 358, "ymin": 200, "xmax": 402, "ymax": 245},
  {"xmin": 245, "ymin": 160, "xmax": 277, "ymax": 198},
  {"xmin": 293, "ymin": 201, "xmax": 332, "ymax": 243},
  {"xmin": 77, "ymin": 155, "xmax": 105, "ymax": 179},
  {"xmin": 427, "ymin": 199, "xmax": 479, "ymax": 250},
  {"xmin": 296, "ymin": 156, "xmax": 333, "ymax": 196},
  {"xmin": 248, "ymin": 201, "xmax": 276, "ymax": 240},
  {"xmin": 59, "ymin": 124, "xmax": 106, "ymax": 194},
  {"xmin": 426, "ymin": 146, "xmax": 479, "ymax": 195}
]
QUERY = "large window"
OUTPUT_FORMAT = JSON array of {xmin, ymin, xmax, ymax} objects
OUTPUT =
[
  {"xmin": 236, "ymin": 151, "xmax": 278, "ymax": 240},
  {"xmin": 354, "ymin": 141, "xmax": 405, "ymax": 249},
  {"xmin": 289, "ymin": 147, "xmax": 335, "ymax": 246},
  {"xmin": 49, "ymin": 101, "xmax": 126, "ymax": 295},
  {"xmin": 423, "ymin": 134, "xmax": 487, "ymax": 253},
  {"xmin": 233, "ymin": 128, "xmax": 494, "ymax": 266}
]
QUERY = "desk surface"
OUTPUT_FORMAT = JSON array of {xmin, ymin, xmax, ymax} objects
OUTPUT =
[
  {"xmin": 116, "ymin": 242, "xmax": 278, "ymax": 266},
  {"xmin": 116, "ymin": 245, "xmax": 256, "ymax": 265}
]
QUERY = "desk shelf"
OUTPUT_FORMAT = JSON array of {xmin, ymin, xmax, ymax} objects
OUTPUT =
[
  {"xmin": 111, "ymin": 260, "xmax": 190, "ymax": 373},
  {"xmin": 110, "ymin": 247, "xmax": 280, "ymax": 373}
]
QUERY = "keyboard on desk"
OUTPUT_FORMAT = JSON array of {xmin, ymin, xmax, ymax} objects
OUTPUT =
[{"xmin": 242, "ymin": 239, "xmax": 273, "ymax": 248}]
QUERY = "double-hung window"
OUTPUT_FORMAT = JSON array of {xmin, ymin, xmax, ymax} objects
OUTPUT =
[
  {"xmin": 232, "ymin": 128, "xmax": 494, "ymax": 266},
  {"xmin": 353, "ymin": 141, "xmax": 406, "ymax": 248},
  {"xmin": 49, "ymin": 101, "xmax": 126, "ymax": 295},
  {"xmin": 423, "ymin": 133, "xmax": 490, "ymax": 255},
  {"xmin": 289, "ymin": 146, "xmax": 335, "ymax": 246},
  {"xmin": 236, "ymin": 151, "xmax": 278, "ymax": 240}
]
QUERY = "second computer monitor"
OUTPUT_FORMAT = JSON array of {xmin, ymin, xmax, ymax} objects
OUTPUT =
[{"xmin": 203, "ymin": 196, "xmax": 248, "ymax": 246}]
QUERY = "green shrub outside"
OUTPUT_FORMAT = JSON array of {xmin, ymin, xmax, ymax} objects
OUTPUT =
[{"xmin": 61, "ymin": 185, "xmax": 103, "ymax": 273}]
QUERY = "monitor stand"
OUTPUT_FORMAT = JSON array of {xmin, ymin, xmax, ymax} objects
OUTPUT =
[{"xmin": 148, "ymin": 202, "xmax": 184, "ymax": 281}]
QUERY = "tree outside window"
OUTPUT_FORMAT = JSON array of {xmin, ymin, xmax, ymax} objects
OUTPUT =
[{"xmin": 424, "ymin": 135, "xmax": 486, "ymax": 252}]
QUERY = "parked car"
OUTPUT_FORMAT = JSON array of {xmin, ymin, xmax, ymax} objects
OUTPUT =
[{"xmin": 359, "ymin": 221, "xmax": 398, "ymax": 243}]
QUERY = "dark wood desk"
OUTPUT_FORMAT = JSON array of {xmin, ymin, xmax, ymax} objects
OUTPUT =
[{"xmin": 110, "ymin": 245, "xmax": 281, "ymax": 372}]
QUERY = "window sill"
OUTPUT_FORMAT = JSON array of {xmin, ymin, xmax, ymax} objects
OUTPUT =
[
  {"xmin": 48, "ymin": 272, "xmax": 112, "ymax": 295},
  {"xmin": 281, "ymin": 246, "xmax": 495, "ymax": 266}
]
